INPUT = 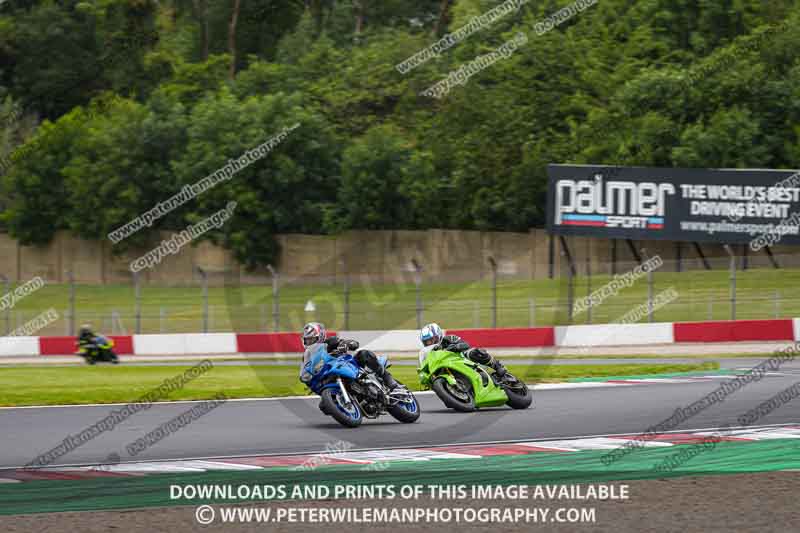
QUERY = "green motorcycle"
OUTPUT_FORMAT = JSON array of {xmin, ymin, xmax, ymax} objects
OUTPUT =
[{"xmin": 418, "ymin": 349, "xmax": 532, "ymax": 412}]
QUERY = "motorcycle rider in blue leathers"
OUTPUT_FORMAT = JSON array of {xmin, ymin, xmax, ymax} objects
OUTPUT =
[{"xmin": 300, "ymin": 323, "xmax": 401, "ymax": 412}]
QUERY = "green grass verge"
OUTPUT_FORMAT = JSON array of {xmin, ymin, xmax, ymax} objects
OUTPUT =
[
  {"xmin": 524, "ymin": 362, "xmax": 719, "ymax": 381},
  {"xmin": 0, "ymin": 361, "xmax": 719, "ymax": 407},
  {"xmin": 499, "ymin": 352, "xmax": 775, "ymax": 360}
]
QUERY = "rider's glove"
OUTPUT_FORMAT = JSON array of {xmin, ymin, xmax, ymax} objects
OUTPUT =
[
  {"xmin": 467, "ymin": 347, "xmax": 491, "ymax": 364},
  {"xmin": 449, "ymin": 341, "xmax": 470, "ymax": 353},
  {"xmin": 346, "ymin": 340, "xmax": 359, "ymax": 351}
]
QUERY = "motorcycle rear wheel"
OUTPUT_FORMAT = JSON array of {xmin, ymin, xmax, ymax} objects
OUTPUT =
[
  {"xmin": 387, "ymin": 389, "xmax": 421, "ymax": 423},
  {"xmin": 502, "ymin": 374, "xmax": 533, "ymax": 409}
]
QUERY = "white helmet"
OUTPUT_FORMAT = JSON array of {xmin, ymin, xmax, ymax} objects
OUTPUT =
[{"xmin": 420, "ymin": 323, "xmax": 444, "ymax": 347}]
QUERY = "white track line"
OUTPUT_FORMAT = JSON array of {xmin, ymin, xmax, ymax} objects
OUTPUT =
[{"xmin": 0, "ymin": 380, "xmax": 682, "ymax": 410}]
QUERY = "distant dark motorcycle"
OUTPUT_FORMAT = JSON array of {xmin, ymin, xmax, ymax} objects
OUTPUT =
[{"xmin": 77, "ymin": 335, "xmax": 119, "ymax": 365}]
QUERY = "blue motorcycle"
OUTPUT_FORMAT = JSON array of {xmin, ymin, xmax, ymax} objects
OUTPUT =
[{"xmin": 300, "ymin": 344, "xmax": 420, "ymax": 428}]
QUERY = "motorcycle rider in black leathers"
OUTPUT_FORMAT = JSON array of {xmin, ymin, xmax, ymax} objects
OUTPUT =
[
  {"xmin": 419, "ymin": 322, "xmax": 508, "ymax": 377},
  {"xmin": 77, "ymin": 324, "xmax": 100, "ymax": 358}
]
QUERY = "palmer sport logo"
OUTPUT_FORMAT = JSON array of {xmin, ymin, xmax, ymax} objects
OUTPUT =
[{"xmin": 554, "ymin": 175, "xmax": 676, "ymax": 230}]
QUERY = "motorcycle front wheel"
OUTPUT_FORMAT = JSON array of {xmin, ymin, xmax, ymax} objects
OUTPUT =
[
  {"xmin": 108, "ymin": 350, "xmax": 120, "ymax": 364},
  {"xmin": 320, "ymin": 387, "xmax": 363, "ymax": 428},
  {"xmin": 432, "ymin": 373, "xmax": 475, "ymax": 412}
]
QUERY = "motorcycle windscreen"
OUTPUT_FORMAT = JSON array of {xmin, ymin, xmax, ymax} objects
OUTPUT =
[
  {"xmin": 418, "ymin": 344, "xmax": 436, "ymax": 366},
  {"xmin": 301, "ymin": 343, "xmax": 328, "ymax": 379}
]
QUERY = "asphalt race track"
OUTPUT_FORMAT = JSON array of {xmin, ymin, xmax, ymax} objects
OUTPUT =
[{"xmin": 2, "ymin": 361, "xmax": 800, "ymax": 470}]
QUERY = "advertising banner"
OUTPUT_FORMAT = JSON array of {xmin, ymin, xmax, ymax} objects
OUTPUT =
[{"xmin": 546, "ymin": 164, "xmax": 800, "ymax": 246}]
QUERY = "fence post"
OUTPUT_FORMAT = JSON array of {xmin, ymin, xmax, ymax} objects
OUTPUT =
[
  {"xmin": 133, "ymin": 271, "xmax": 141, "ymax": 334},
  {"xmin": 267, "ymin": 264, "xmax": 280, "ymax": 332},
  {"xmin": 488, "ymin": 257, "xmax": 497, "ymax": 329},
  {"xmin": 411, "ymin": 259, "xmax": 423, "ymax": 329},
  {"xmin": 565, "ymin": 252, "xmax": 574, "ymax": 323},
  {"xmin": 0, "ymin": 274, "xmax": 9, "ymax": 335},
  {"xmin": 529, "ymin": 298, "xmax": 536, "ymax": 328},
  {"xmin": 641, "ymin": 248, "xmax": 654, "ymax": 323},
  {"xmin": 196, "ymin": 266, "xmax": 208, "ymax": 333},
  {"xmin": 774, "ymin": 290, "xmax": 781, "ymax": 318},
  {"xmin": 343, "ymin": 271, "xmax": 351, "ymax": 331},
  {"xmin": 648, "ymin": 265, "xmax": 654, "ymax": 323},
  {"xmin": 724, "ymin": 245, "xmax": 736, "ymax": 321},
  {"xmin": 585, "ymin": 255, "xmax": 592, "ymax": 324},
  {"xmin": 65, "ymin": 270, "xmax": 75, "ymax": 335}
]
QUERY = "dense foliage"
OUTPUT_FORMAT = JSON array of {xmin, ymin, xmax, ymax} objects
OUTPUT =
[{"xmin": 1, "ymin": 0, "xmax": 799, "ymax": 268}]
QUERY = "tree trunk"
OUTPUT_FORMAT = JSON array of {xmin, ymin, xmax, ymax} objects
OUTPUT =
[
  {"xmin": 228, "ymin": 0, "xmax": 241, "ymax": 79},
  {"xmin": 191, "ymin": 0, "xmax": 209, "ymax": 61},
  {"xmin": 434, "ymin": 0, "xmax": 451, "ymax": 37},
  {"xmin": 353, "ymin": 0, "xmax": 365, "ymax": 40},
  {"xmin": 306, "ymin": 0, "xmax": 324, "ymax": 38}
]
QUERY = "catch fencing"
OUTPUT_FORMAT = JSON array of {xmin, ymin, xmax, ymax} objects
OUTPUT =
[{"xmin": 1, "ymin": 250, "xmax": 800, "ymax": 336}]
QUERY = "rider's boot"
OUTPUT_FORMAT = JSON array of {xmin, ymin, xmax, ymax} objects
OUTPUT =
[
  {"xmin": 381, "ymin": 370, "xmax": 401, "ymax": 390},
  {"xmin": 492, "ymin": 359, "xmax": 508, "ymax": 378},
  {"xmin": 359, "ymin": 350, "xmax": 402, "ymax": 390}
]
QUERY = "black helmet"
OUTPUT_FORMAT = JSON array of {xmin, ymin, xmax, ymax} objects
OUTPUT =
[{"xmin": 79, "ymin": 324, "xmax": 93, "ymax": 337}]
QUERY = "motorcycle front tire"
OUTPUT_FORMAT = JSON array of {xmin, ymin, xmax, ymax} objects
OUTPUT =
[
  {"xmin": 432, "ymin": 374, "xmax": 476, "ymax": 412},
  {"xmin": 320, "ymin": 388, "xmax": 363, "ymax": 428}
]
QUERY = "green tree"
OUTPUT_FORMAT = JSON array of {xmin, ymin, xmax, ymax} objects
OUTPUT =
[
  {"xmin": 0, "ymin": 112, "xmax": 84, "ymax": 243},
  {"xmin": 672, "ymin": 107, "xmax": 772, "ymax": 168},
  {"xmin": 170, "ymin": 88, "xmax": 340, "ymax": 269},
  {"xmin": 332, "ymin": 124, "xmax": 435, "ymax": 231}
]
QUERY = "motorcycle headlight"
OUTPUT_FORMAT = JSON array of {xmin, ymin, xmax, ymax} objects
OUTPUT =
[{"xmin": 313, "ymin": 359, "xmax": 325, "ymax": 374}]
